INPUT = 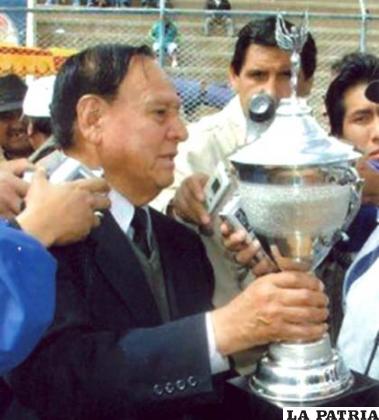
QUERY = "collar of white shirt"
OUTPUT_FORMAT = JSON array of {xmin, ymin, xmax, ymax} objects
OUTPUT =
[{"xmin": 109, "ymin": 189, "xmax": 151, "ymax": 246}]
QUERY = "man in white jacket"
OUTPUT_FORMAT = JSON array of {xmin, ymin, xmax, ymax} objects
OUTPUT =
[{"xmin": 152, "ymin": 16, "xmax": 317, "ymax": 307}]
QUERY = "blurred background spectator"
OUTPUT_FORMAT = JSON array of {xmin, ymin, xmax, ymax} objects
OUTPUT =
[
  {"xmin": 204, "ymin": 0, "xmax": 234, "ymax": 37},
  {"xmin": 86, "ymin": 0, "xmax": 131, "ymax": 5},
  {"xmin": 141, "ymin": 0, "xmax": 158, "ymax": 7},
  {"xmin": 150, "ymin": 15, "xmax": 180, "ymax": 68},
  {"xmin": 23, "ymin": 75, "xmax": 58, "ymax": 163},
  {"xmin": 0, "ymin": 75, "xmax": 33, "ymax": 161},
  {"xmin": 45, "ymin": 0, "xmax": 80, "ymax": 5},
  {"xmin": 172, "ymin": 76, "xmax": 233, "ymax": 120}
]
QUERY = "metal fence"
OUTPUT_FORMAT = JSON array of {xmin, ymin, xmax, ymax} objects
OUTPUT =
[{"xmin": 0, "ymin": 0, "xmax": 379, "ymax": 123}]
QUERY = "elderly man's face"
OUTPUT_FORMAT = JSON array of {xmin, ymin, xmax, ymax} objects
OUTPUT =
[
  {"xmin": 0, "ymin": 109, "xmax": 32, "ymax": 159},
  {"xmin": 230, "ymin": 44, "xmax": 311, "ymax": 116},
  {"xmin": 98, "ymin": 57, "xmax": 187, "ymax": 205},
  {"xmin": 342, "ymin": 82, "xmax": 379, "ymax": 158}
]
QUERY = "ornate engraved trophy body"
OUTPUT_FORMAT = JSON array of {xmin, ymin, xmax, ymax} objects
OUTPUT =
[{"xmin": 229, "ymin": 15, "xmax": 362, "ymax": 403}]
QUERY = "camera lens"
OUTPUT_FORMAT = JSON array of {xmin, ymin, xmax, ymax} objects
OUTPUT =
[{"xmin": 248, "ymin": 93, "xmax": 276, "ymax": 123}]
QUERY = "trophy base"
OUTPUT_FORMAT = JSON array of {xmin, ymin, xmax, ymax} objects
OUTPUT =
[
  {"xmin": 250, "ymin": 335, "xmax": 353, "ymax": 402},
  {"xmin": 224, "ymin": 372, "xmax": 379, "ymax": 420}
]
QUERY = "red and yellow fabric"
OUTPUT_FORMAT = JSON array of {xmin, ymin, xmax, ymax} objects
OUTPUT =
[{"xmin": 0, "ymin": 44, "xmax": 76, "ymax": 76}]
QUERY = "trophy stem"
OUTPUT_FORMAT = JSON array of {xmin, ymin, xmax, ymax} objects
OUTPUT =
[{"xmin": 249, "ymin": 334, "xmax": 354, "ymax": 403}]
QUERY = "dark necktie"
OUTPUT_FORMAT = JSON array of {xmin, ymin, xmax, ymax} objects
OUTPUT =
[
  {"xmin": 131, "ymin": 207, "xmax": 151, "ymax": 258},
  {"xmin": 344, "ymin": 242, "xmax": 379, "ymax": 295}
]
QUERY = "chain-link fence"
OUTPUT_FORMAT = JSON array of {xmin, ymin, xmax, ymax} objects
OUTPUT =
[{"xmin": 0, "ymin": 0, "xmax": 379, "ymax": 122}]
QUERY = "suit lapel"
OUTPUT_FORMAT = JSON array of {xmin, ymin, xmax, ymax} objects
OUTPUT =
[{"xmin": 90, "ymin": 211, "xmax": 161, "ymax": 325}]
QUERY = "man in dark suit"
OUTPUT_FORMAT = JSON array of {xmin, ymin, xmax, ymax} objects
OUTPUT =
[{"xmin": 8, "ymin": 44, "xmax": 329, "ymax": 419}]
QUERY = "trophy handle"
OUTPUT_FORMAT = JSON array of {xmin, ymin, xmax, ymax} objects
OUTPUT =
[{"xmin": 324, "ymin": 165, "xmax": 363, "ymax": 246}]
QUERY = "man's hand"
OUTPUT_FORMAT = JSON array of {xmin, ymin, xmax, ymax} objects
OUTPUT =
[
  {"xmin": 0, "ymin": 158, "xmax": 31, "ymax": 219},
  {"xmin": 220, "ymin": 221, "xmax": 277, "ymax": 277},
  {"xmin": 16, "ymin": 168, "xmax": 110, "ymax": 247},
  {"xmin": 211, "ymin": 271, "xmax": 328, "ymax": 356},
  {"xmin": 171, "ymin": 173, "xmax": 213, "ymax": 233},
  {"xmin": 357, "ymin": 157, "xmax": 379, "ymax": 206}
]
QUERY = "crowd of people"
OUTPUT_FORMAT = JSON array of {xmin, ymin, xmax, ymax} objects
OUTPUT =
[{"xmin": 0, "ymin": 12, "xmax": 378, "ymax": 420}]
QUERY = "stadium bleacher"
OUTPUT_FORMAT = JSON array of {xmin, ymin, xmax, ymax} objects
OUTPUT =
[{"xmin": 33, "ymin": 0, "xmax": 379, "ymax": 120}]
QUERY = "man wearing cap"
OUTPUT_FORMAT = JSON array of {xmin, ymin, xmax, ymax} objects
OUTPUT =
[
  {"xmin": 23, "ymin": 75, "xmax": 58, "ymax": 163},
  {"xmin": 324, "ymin": 52, "xmax": 379, "ymax": 379},
  {"xmin": 0, "ymin": 74, "xmax": 33, "ymax": 160}
]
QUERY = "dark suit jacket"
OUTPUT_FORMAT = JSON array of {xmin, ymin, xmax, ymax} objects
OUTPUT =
[{"xmin": 9, "ymin": 209, "xmax": 225, "ymax": 420}]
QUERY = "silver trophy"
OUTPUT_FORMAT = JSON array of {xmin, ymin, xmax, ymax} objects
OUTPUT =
[{"xmin": 229, "ymin": 14, "xmax": 362, "ymax": 402}]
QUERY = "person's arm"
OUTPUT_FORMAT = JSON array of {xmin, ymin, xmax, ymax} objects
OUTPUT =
[
  {"xmin": 169, "ymin": 172, "xmax": 212, "ymax": 231},
  {"xmin": 172, "ymin": 22, "xmax": 179, "ymax": 40},
  {"xmin": 0, "ymin": 223, "xmax": 56, "ymax": 375},
  {"xmin": 219, "ymin": 221, "xmax": 278, "ymax": 277},
  {"xmin": 150, "ymin": 22, "xmax": 158, "ymax": 41},
  {"xmin": 0, "ymin": 168, "xmax": 110, "ymax": 374}
]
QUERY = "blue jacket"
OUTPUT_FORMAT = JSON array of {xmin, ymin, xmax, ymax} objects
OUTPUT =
[{"xmin": 0, "ymin": 222, "xmax": 56, "ymax": 374}]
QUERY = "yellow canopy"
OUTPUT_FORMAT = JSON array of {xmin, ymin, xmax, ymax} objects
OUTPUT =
[{"xmin": 0, "ymin": 43, "xmax": 76, "ymax": 76}]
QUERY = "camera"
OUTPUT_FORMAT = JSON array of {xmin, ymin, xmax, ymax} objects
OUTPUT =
[
  {"xmin": 219, "ymin": 195, "xmax": 270, "ymax": 263},
  {"xmin": 203, "ymin": 161, "xmax": 232, "ymax": 214},
  {"xmin": 23, "ymin": 155, "xmax": 102, "ymax": 184},
  {"xmin": 48, "ymin": 156, "xmax": 101, "ymax": 184},
  {"xmin": 248, "ymin": 92, "xmax": 277, "ymax": 123},
  {"xmin": 219, "ymin": 195, "xmax": 253, "ymax": 234}
]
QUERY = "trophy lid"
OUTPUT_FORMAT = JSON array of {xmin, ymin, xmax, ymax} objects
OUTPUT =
[{"xmin": 230, "ymin": 97, "xmax": 361, "ymax": 167}]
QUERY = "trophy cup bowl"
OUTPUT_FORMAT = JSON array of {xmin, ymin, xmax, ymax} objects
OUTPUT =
[
  {"xmin": 229, "ymin": 97, "xmax": 362, "ymax": 403},
  {"xmin": 237, "ymin": 164, "xmax": 358, "ymax": 273}
]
